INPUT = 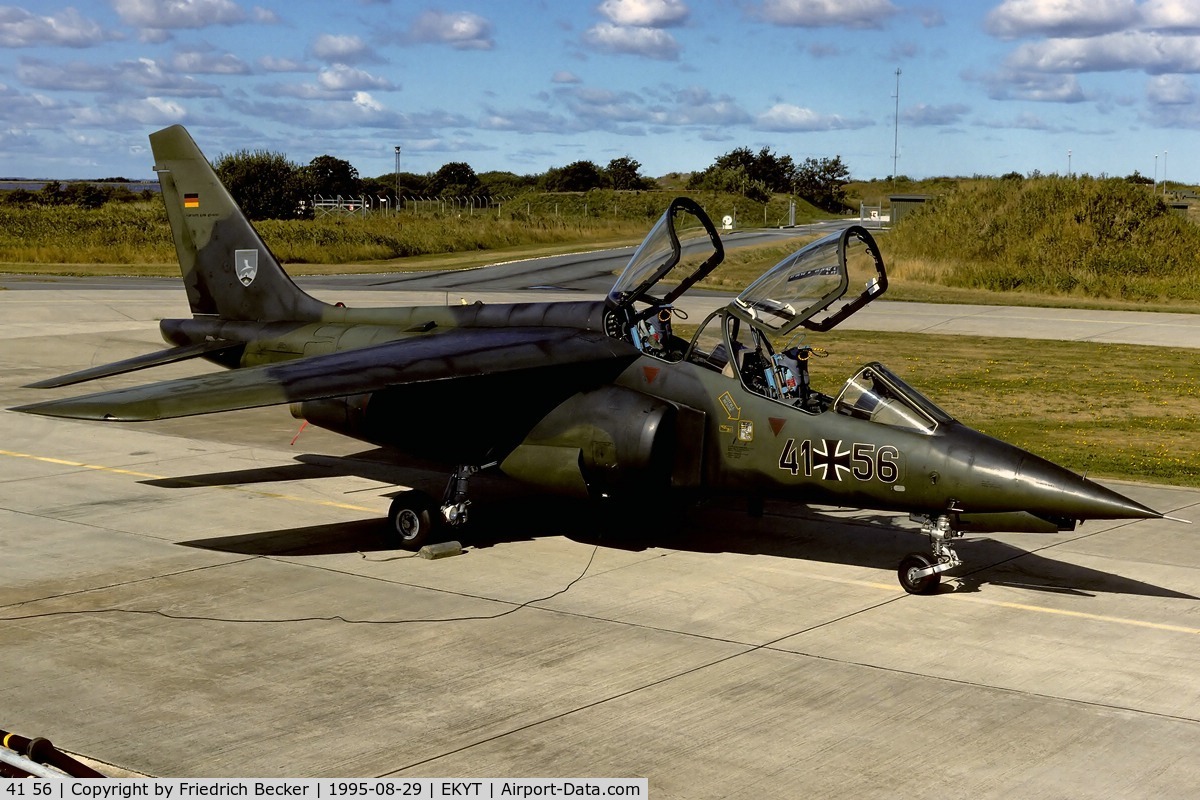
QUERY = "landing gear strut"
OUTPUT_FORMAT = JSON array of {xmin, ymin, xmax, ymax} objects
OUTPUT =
[
  {"xmin": 440, "ymin": 463, "xmax": 488, "ymax": 527},
  {"xmin": 386, "ymin": 463, "xmax": 495, "ymax": 551},
  {"xmin": 897, "ymin": 514, "xmax": 963, "ymax": 594}
]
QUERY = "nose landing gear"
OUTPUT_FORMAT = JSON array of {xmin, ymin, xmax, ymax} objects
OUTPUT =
[{"xmin": 898, "ymin": 514, "xmax": 964, "ymax": 594}]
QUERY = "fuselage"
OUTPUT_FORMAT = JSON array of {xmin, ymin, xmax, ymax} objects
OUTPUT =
[{"xmin": 159, "ymin": 299, "xmax": 1157, "ymax": 529}]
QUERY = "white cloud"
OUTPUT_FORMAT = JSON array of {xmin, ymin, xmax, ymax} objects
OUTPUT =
[
  {"xmin": 1142, "ymin": 0, "xmax": 1200, "ymax": 31},
  {"xmin": 985, "ymin": 0, "xmax": 1139, "ymax": 40},
  {"xmin": 1006, "ymin": 31, "xmax": 1200, "ymax": 74},
  {"xmin": 258, "ymin": 56, "xmax": 307, "ymax": 72},
  {"xmin": 17, "ymin": 56, "xmax": 223, "ymax": 97},
  {"xmin": 755, "ymin": 102, "xmax": 872, "ymax": 131},
  {"xmin": 755, "ymin": 0, "xmax": 898, "ymax": 29},
  {"xmin": 265, "ymin": 65, "xmax": 396, "ymax": 101},
  {"xmin": 597, "ymin": 0, "xmax": 689, "ymax": 28},
  {"xmin": 480, "ymin": 107, "xmax": 578, "ymax": 134},
  {"xmin": 983, "ymin": 0, "xmax": 1200, "ymax": 110},
  {"xmin": 351, "ymin": 91, "xmax": 383, "ymax": 113},
  {"xmin": 583, "ymin": 22, "xmax": 680, "ymax": 59},
  {"xmin": 984, "ymin": 70, "xmax": 1087, "ymax": 102},
  {"xmin": 75, "ymin": 96, "xmax": 188, "ymax": 126},
  {"xmin": 408, "ymin": 10, "xmax": 494, "ymax": 50},
  {"xmin": 1146, "ymin": 74, "xmax": 1195, "ymax": 104},
  {"xmin": 16, "ymin": 59, "xmax": 114, "ymax": 92},
  {"xmin": 310, "ymin": 33, "xmax": 378, "ymax": 64},
  {"xmin": 901, "ymin": 102, "xmax": 970, "ymax": 126},
  {"xmin": 487, "ymin": 82, "xmax": 749, "ymax": 136},
  {"xmin": 252, "ymin": 6, "xmax": 279, "ymax": 24},
  {"xmin": 552, "ymin": 70, "xmax": 582, "ymax": 84},
  {"xmin": 172, "ymin": 45, "xmax": 250, "ymax": 75},
  {"xmin": 0, "ymin": 6, "xmax": 119, "ymax": 47},
  {"xmin": 563, "ymin": 86, "xmax": 651, "ymax": 125},
  {"xmin": 230, "ymin": 95, "xmax": 468, "ymax": 131},
  {"xmin": 112, "ymin": 0, "xmax": 248, "ymax": 37},
  {"xmin": 0, "ymin": 82, "xmax": 71, "ymax": 119},
  {"xmin": 318, "ymin": 65, "xmax": 394, "ymax": 92}
]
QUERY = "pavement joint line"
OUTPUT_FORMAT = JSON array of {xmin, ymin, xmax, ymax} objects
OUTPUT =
[
  {"xmin": 386, "ymin": 635, "xmax": 769, "ymax": 776},
  {"xmin": 774, "ymin": 646, "xmax": 1200, "ymax": 727},
  {"xmin": 0, "ymin": 447, "xmax": 380, "ymax": 514},
  {"xmin": 0, "ymin": 555, "xmax": 261, "ymax": 613},
  {"xmin": 388, "ymin": 587, "xmax": 917, "ymax": 776}
]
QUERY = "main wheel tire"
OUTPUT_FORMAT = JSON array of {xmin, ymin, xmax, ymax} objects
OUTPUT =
[
  {"xmin": 898, "ymin": 552, "xmax": 941, "ymax": 595},
  {"xmin": 387, "ymin": 490, "xmax": 438, "ymax": 550}
]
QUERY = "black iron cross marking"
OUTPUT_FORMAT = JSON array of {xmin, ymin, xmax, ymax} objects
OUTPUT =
[{"xmin": 812, "ymin": 438, "xmax": 852, "ymax": 481}]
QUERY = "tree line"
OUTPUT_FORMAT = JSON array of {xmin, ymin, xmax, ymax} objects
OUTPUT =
[
  {"xmin": 210, "ymin": 145, "xmax": 856, "ymax": 220},
  {"xmin": 685, "ymin": 146, "xmax": 850, "ymax": 213},
  {"xmin": 0, "ymin": 145, "xmax": 859, "ymax": 221},
  {"xmin": 0, "ymin": 181, "xmax": 154, "ymax": 209},
  {"xmin": 209, "ymin": 151, "xmax": 660, "ymax": 220}
]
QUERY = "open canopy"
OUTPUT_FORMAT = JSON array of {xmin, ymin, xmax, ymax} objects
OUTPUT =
[
  {"xmin": 730, "ymin": 225, "xmax": 888, "ymax": 335},
  {"xmin": 607, "ymin": 196, "xmax": 724, "ymax": 314}
]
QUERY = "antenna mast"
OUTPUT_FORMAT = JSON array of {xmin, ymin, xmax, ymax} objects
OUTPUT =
[{"xmin": 892, "ymin": 68, "xmax": 901, "ymax": 188}]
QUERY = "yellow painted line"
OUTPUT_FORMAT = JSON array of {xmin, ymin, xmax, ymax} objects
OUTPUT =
[
  {"xmin": 0, "ymin": 448, "xmax": 378, "ymax": 514},
  {"xmin": 792, "ymin": 571, "xmax": 904, "ymax": 594},
  {"xmin": 948, "ymin": 594, "xmax": 1200, "ymax": 636},
  {"xmin": 0, "ymin": 449, "xmax": 160, "ymax": 479},
  {"xmin": 792, "ymin": 568, "xmax": 1198, "ymax": 635}
]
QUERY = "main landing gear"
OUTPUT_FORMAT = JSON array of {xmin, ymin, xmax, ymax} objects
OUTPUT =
[
  {"xmin": 897, "ymin": 514, "xmax": 964, "ymax": 595},
  {"xmin": 386, "ymin": 463, "xmax": 495, "ymax": 550}
]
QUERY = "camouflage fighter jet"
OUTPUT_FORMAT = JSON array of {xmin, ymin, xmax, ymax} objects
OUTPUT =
[{"xmin": 14, "ymin": 125, "xmax": 1179, "ymax": 594}]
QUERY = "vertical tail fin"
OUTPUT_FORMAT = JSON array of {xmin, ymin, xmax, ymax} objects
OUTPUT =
[{"xmin": 150, "ymin": 125, "xmax": 327, "ymax": 322}]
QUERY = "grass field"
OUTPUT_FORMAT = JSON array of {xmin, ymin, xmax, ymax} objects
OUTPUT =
[
  {"xmin": 0, "ymin": 190, "xmax": 824, "ymax": 272},
  {"xmin": 884, "ymin": 176, "xmax": 1200, "ymax": 303}
]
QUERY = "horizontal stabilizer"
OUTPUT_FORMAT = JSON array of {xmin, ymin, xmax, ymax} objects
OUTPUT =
[
  {"xmin": 13, "ymin": 327, "xmax": 634, "ymax": 422},
  {"xmin": 24, "ymin": 340, "xmax": 242, "ymax": 388}
]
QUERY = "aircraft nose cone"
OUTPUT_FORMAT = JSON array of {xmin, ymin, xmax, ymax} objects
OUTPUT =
[
  {"xmin": 1016, "ymin": 454, "xmax": 1161, "ymax": 520},
  {"xmin": 945, "ymin": 426, "xmax": 1163, "ymax": 522}
]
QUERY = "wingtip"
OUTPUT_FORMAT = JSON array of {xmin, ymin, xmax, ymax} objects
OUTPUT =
[
  {"xmin": 9, "ymin": 399, "xmax": 124, "ymax": 421},
  {"xmin": 9, "ymin": 401, "xmax": 57, "ymax": 417}
]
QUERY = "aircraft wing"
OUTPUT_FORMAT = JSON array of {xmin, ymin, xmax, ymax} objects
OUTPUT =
[
  {"xmin": 13, "ymin": 327, "xmax": 635, "ymax": 422},
  {"xmin": 24, "ymin": 339, "xmax": 242, "ymax": 388}
]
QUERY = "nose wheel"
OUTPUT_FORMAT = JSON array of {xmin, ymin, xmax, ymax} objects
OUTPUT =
[
  {"xmin": 898, "ymin": 552, "xmax": 940, "ymax": 594},
  {"xmin": 897, "ymin": 514, "xmax": 963, "ymax": 594}
]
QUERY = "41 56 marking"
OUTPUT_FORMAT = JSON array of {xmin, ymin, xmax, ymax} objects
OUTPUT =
[{"xmin": 778, "ymin": 438, "xmax": 900, "ymax": 483}]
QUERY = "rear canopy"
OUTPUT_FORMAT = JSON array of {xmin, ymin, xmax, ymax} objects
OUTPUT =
[{"xmin": 730, "ymin": 225, "xmax": 888, "ymax": 335}]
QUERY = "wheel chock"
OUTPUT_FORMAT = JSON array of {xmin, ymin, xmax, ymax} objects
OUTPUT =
[{"xmin": 418, "ymin": 541, "xmax": 463, "ymax": 560}]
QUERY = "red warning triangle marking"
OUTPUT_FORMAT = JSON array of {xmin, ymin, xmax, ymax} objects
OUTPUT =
[
  {"xmin": 643, "ymin": 366, "xmax": 660, "ymax": 384},
  {"xmin": 769, "ymin": 417, "xmax": 786, "ymax": 436}
]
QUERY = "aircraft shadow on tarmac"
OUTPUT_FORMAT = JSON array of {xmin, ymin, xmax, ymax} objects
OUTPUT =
[
  {"xmin": 165, "ymin": 453, "xmax": 1196, "ymax": 602},
  {"xmin": 141, "ymin": 451, "xmax": 430, "ymax": 490}
]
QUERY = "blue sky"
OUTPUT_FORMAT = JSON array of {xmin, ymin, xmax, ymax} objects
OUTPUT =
[{"xmin": 2, "ymin": 0, "xmax": 1198, "ymax": 184}]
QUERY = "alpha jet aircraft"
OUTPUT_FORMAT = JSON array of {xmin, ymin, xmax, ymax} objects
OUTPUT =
[{"xmin": 15, "ymin": 125, "xmax": 1174, "ymax": 594}]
